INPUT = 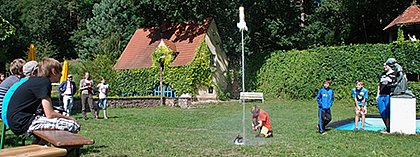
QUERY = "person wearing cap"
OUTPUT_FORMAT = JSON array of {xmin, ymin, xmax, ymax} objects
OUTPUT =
[
  {"xmin": 58, "ymin": 74, "xmax": 77, "ymax": 116},
  {"xmin": 376, "ymin": 59, "xmax": 397, "ymax": 133},
  {"xmin": 251, "ymin": 105, "xmax": 273, "ymax": 138},
  {"xmin": 1, "ymin": 61, "xmax": 38, "ymax": 126},
  {"xmin": 316, "ymin": 78, "xmax": 334, "ymax": 135},
  {"xmin": 0, "ymin": 59, "xmax": 25, "ymax": 118},
  {"xmin": 22, "ymin": 61, "xmax": 38, "ymax": 78},
  {"xmin": 2, "ymin": 57, "xmax": 79, "ymax": 136}
]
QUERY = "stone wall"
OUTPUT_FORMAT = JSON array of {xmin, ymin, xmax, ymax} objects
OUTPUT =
[{"xmin": 52, "ymin": 97, "xmax": 177, "ymax": 110}]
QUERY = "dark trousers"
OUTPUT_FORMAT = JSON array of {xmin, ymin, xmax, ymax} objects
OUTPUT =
[
  {"xmin": 81, "ymin": 93, "xmax": 97, "ymax": 119},
  {"xmin": 318, "ymin": 108, "xmax": 332, "ymax": 133}
]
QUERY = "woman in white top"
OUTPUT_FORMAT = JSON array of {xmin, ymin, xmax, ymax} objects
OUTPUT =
[{"xmin": 96, "ymin": 77, "xmax": 110, "ymax": 119}]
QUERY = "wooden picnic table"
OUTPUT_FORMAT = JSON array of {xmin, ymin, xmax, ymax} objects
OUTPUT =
[{"xmin": 32, "ymin": 130, "xmax": 94, "ymax": 156}]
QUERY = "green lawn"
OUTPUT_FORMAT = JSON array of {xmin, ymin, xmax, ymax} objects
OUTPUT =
[{"xmin": 3, "ymin": 99, "xmax": 419, "ymax": 156}]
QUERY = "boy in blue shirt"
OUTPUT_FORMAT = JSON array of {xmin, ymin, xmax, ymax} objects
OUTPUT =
[
  {"xmin": 352, "ymin": 81, "xmax": 368, "ymax": 131},
  {"xmin": 316, "ymin": 79, "xmax": 334, "ymax": 135}
]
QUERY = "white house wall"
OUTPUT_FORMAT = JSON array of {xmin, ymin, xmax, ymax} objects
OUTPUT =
[{"xmin": 196, "ymin": 19, "xmax": 229, "ymax": 100}]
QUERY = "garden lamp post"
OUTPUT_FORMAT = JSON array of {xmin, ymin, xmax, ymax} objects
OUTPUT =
[
  {"xmin": 159, "ymin": 56, "xmax": 165, "ymax": 106},
  {"xmin": 236, "ymin": 5, "xmax": 248, "ymax": 145}
]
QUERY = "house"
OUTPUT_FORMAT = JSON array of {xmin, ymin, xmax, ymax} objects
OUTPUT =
[
  {"xmin": 113, "ymin": 18, "xmax": 228, "ymax": 100},
  {"xmin": 383, "ymin": 3, "xmax": 420, "ymax": 42}
]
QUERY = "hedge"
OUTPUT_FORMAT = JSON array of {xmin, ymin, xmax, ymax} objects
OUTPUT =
[{"xmin": 257, "ymin": 41, "xmax": 419, "ymax": 109}]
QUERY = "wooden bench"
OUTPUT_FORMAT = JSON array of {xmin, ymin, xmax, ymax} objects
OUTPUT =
[
  {"xmin": 240, "ymin": 92, "xmax": 264, "ymax": 103},
  {"xmin": 32, "ymin": 130, "xmax": 94, "ymax": 157},
  {"xmin": 0, "ymin": 144, "xmax": 67, "ymax": 157}
]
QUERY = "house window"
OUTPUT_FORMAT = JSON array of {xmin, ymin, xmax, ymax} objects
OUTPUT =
[
  {"xmin": 208, "ymin": 86, "xmax": 214, "ymax": 94},
  {"xmin": 210, "ymin": 54, "xmax": 217, "ymax": 67}
]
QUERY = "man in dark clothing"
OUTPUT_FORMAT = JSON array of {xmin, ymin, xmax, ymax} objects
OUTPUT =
[
  {"xmin": 58, "ymin": 74, "xmax": 77, "ymax": 116},
  {"xmin": 376, "ymin": 59, "xmax": 397, "ymax": 133}
]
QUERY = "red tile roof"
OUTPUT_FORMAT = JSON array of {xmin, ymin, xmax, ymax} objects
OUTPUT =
[
  {"xmin": 383, "ymin": 4, "xmax": 420, "ymax": 30},
  {"xmin": 114, "ymin": 18, "xmax": 212, "ymax": 70}
]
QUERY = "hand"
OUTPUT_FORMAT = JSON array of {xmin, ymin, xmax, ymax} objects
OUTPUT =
[
  {"xmin": 376, "ymin": 96, "xmax": 379, "ymax": 102},
  {"xmin": 362, "ymin": 106, "xmax": 367, "ymax": 114},
  {"xmin": 356, "ymin": 106, "xmax": 361, "ymax": 111}
]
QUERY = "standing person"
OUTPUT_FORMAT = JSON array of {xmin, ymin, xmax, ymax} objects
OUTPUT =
[
  {"xmin": 2, "ymin": 57, "xmax": 79, "ymax": 136},
  {"xmin": 96, "ymin": 77, "xmax": 110, "ymax": 119},
  {"xmin": 251, "ymin": 105, "xmax": 273, "ymax": 138},
  {"xmin": 376, "ymin": 60, "xmax": 397, "ymax": 133},
  {"xmin": 0, "ymin": 59, "xmax": 26, "ymax": 117},
  {"xmin": 80, "ymin": 72, "xmax": 97, "ymax": 120},
  {"xmin": 352, "ymin": 81, "xmax": 368, "ymax": 131},
  {"xmin": 408, "ymin": 33, "xmax": 417, "ymax": 41},
  {"xmin": 58, "ymin": 74, "xmax": 76, "ymax": 116},
  {"xmin": 316, "ymin": 79, "xmax": 334, "ymax": 135}
]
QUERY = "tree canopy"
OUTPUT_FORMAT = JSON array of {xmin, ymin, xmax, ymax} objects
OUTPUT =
[{"xmin": 0, "ymin": 0, "xmax": 418, "ymax": 73}]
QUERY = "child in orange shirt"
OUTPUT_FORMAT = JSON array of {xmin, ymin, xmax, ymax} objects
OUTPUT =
[{"xmin": 251, "ymin": 105, "xmax": 273, "ymax": 137}]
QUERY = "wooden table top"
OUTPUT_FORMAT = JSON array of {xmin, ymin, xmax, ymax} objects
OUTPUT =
[
  {"xmin": 32, "ymin": 130, "xmax": 95, "ymax": 147},
  {"xmin": 0, "ymin": 145, "xmax": 67, "ymax": 157}
]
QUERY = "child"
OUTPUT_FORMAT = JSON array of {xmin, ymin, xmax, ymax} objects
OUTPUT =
[
  {"xmin": 251, "ymin": 105, "xmax": 273, "ymax": 138},
  {"xmin": 352, "ymin": 81, "xmax": 368, "ymax": 131},
  {"xmin": 96, "ymin": 77, "xmax": 110, "ymax": 119},
  {"xmin": 316, "ymin": 79, "xmax": 334, "ymax": 135}
]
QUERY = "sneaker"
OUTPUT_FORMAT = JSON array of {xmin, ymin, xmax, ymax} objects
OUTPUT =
[
  {"xmin": 380, "ymin": 130, "xmax": 390, "ymax": 134},
  {"xmin": 353, "ymin": 128, "xmax": 358, "ymax": 131},
  {"xmin": 360, "ymin": 128, "xmax": 364, "ymax": 131},
  {"xmin": 321, "ymin": 132, "xmax": 327, "ymax": 135}
]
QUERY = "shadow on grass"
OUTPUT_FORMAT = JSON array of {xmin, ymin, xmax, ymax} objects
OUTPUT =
[{"xmin": 80, "ymin": 144, "xmax": 107, "ymax": 155}]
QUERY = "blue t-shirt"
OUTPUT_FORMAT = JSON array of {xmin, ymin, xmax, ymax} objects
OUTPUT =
[{"xmin": 351, "ymin": 87, "xmax": 368, "ymax": 106}]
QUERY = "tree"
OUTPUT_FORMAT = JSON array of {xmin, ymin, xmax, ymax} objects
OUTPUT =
[
  {"xmin": 0, "ymin": 16, "xmax": 15, "ymax": 41},
  {"xmin": 0, "ymin": 16, "xmax": 15, "ymax": 72},
  {"xmin": 18, "ymin": 0, "xmax": 78, "ymax": 59},
  {"xmin": 73, "ymin": 0, "xmax": 141, "ymax": 60}
]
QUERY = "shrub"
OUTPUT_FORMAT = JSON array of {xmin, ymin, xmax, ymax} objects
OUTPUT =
[{"xmin": 257, "ymin": 42, "xmax": 419, "ymax": 104}]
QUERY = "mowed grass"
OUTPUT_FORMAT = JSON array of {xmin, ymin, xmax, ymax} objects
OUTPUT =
[{"xmin": 3, "ymin": 99, "xmax": 419, "ymax": 156}]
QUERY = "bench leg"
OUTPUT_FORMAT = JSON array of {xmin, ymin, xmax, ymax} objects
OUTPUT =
[
  {"xmin": 67, "ymin": 147, "xmax": 81, "ymax": 157},
  {"xmin": 1, "ymin": 123, "xmax": 6, "ymax": 149},
  {"xmin": 74, "ymin": 148, "xmax": 81, "ymax": 157}
]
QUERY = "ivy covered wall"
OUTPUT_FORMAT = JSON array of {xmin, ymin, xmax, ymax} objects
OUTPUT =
[{"xmin": 110, "ymin": 39, "xmax": 219, "ymax": 98}]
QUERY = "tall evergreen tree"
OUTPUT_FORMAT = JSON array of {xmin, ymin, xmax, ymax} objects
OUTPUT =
[{"xmin": 73, "ymin": 0, "xmax": 141, "ymax": 60}]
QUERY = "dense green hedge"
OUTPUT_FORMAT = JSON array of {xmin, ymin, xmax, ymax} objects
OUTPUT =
[{"xmin": 257, "ymin": 41, "xmax": 419, "ymax": 108}]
